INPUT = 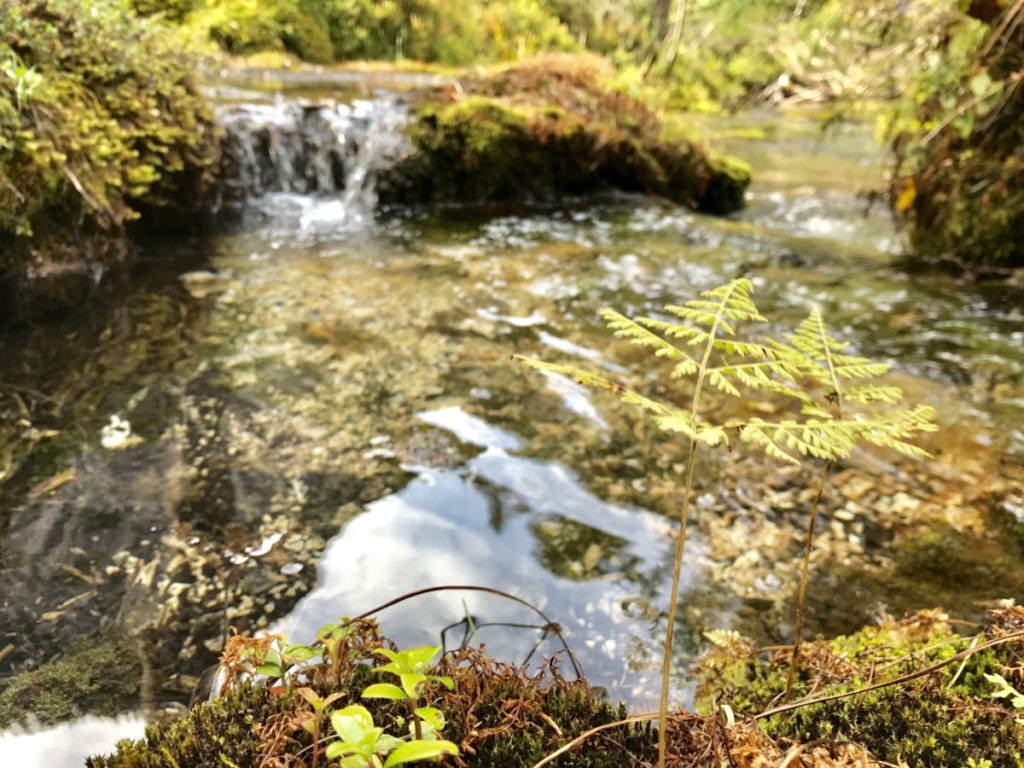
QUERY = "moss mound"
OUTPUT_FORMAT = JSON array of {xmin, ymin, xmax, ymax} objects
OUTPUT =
[
  {"xmin": 0, "ymin": 640, "xmax": 142, "ymax": 730},
  {"xmin": 0, "ymin": 0, "xmax": 219, "ymax": 315},
  {"xmin": 86, "ymin": 622, "xmax": 656, "ymax": 768},
  {"xmin": 697, "ymin": 607, "xmax": 1024, "ymax": 767},
  {"xmin": 382, "ymin": 56, "xmax": 750, "ymax": 213}
]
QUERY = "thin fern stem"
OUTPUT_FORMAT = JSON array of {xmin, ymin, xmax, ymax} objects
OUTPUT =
[
  {"xmin": 656, "ymin": 436, "xmax": 697, "ymax": 768},
  {"xmin": 655, "ymin": 286, "xmax": 731, "ymax": 768},
  {"xmin": 784, "ymin": 459, "xmax": 831, "ymax": 702},
  {"xmin": 785, "ymin": 308, "xmax": 845, "ymax": 701}
]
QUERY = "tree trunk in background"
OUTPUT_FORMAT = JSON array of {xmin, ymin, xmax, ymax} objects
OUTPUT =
[
  {"xmin": 641, "ymin": 0, "xmax": 672, "ymax": 77},
  {"xmin": 663, "ymin": 0, "xmax": 687, "ymax": 73}
]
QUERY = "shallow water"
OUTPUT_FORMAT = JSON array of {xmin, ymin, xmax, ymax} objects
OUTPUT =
[{"xmin": 1, "ymin": 75, "xmax": 1022, "ymax": 761}]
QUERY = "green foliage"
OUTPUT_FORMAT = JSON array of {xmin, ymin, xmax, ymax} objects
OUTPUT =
[
  {"xmin": 180, "ymin": 0, "xmax": 576, "ymax": 64},
  {"xmin": 888, "ymin": 3, "xmax": 1023, "ymax": 274},
  {"xmin": 366, "ymin": 646, "xmax": 455, "ymax": 702},
  {"xmin": 326, "ymin": 704, "xmax": 458, "ymax": 768},
  {"xmin": 0, "ymin": 0, "xmax": 218, "ymax": 241}
]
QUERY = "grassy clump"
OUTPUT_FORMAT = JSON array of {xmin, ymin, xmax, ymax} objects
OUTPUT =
[
  {"xmin": 697, "ymin": 607, "xmax": 1024, "ymax": 767},
  {"xmin": 87, "ymin": 623, "xmax": 658, "ymax": 768},
  {"xmin": 385, "ymin": 55, "xmax": 749, "ymax": 213}
]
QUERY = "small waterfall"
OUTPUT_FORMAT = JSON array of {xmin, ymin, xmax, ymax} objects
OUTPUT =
[{"xmin": 216, "ymin": 96, "xmax": 410, "ymax": 230}]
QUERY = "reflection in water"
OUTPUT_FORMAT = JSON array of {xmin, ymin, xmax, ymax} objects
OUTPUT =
[
  {"xmin": 0, "ymin": 715, "xmax": 145, "ymax": 768},
  {"xmin": 276, "ymin": 407, "xmax": 699, "ymax": 707}
]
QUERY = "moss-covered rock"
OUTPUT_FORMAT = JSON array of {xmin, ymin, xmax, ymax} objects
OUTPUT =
[
  {"xmin": 381, "ymin": 56, "xmax": 750, "ymax": 213},
  {"xmin": 0, "ymin": 640, "xmax": 142, "ymax": 730},
  {"xmin": 0, "ymin": 0, "xmax": 219, "ymax": 318}
]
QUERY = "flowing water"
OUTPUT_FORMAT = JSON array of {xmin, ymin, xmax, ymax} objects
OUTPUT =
[{"xmin": 1, "ymin": 72, "xmax": 1023, "ymax": 764}]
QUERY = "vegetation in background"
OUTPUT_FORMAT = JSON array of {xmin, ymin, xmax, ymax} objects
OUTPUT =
[
  {"xmin": 0, "ymin": 0, "xmax": 219, "ymax": 316},
  {"xmin": 0, "ymin": 0, "xmax": 218, "ymax": 240},
  {"xmin": 888, "ymin": 1, "xmax": 1023, "ymax": 276},
  {"xmin": 171, "ymin": 0, "xmax": 577, "ymax": 65}
]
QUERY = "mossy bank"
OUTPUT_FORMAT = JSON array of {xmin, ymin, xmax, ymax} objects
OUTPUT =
[{"xmin": 0, "ymin": 0, "xmax": 219, "ymax": 318}]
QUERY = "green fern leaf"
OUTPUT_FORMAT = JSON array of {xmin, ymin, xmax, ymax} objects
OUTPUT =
[{"xmin": 600, "ymin": 310, "xmax": 699, "ymax": 372}]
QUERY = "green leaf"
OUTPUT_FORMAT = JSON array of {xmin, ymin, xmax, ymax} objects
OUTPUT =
[
  {"xmin": 414, "ymin": 706, "xmax": 446, "ymax": 732},
  {"xmin": 283, "ymin": 644, "xmax": 319, "ymax": 662},
  {"xmin": 331, "ymin": 705, "xmax": 377, "ymax": 744},
  {"xmin": 383, "ymin": 740, "xmax": 459, "ymax": 768},
  {"xmin": 400, "ymin": 673, "xmax": 427, "ymax": 698},
  {"xmin": 362, "ymin": 683, "xmax": 408, "ymax": 701},
  {"xmin": 969, "ymin": 71, "xmax": 992, "ymax": 97},
  {"xmin": 255, "ymin": 662, "xmax": 282, "ymax": 678},
  {"xmin": 427, "ymin": 675, "xmax": 455, "ymax": 691}
]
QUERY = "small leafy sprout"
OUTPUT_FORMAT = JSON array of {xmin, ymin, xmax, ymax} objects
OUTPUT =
[
  {"xmin": 986, "ymin": 672, "xmax": 1024, "ymax": 716},
  {"xmin": 363, "ymin": 645, "xmax": 455, "ymax": 740},
  {"xmin": 298, "ymin": 688, "xmax": 345, "ymax": 768},
  {"xmin": 326, "ymin": 704, "xmax": 458, "ymax": 768},
  {"xmin": 255, "ymin": 642, "xmax": 321, "ymax": 680}
]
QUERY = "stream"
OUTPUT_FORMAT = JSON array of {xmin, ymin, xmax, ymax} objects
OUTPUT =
[{"xmin": 1, "ymin": 71, "xmax": 1023, "ymax": 765}]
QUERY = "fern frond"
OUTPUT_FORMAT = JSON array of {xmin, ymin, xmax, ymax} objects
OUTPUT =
[
  {"xmin": 653, "ymin": 412, "xmax": 728, "ymax": 447},
  {"xmin": 848, "ymin": 405, "xmax": 938, "ymax": 458},
  {"xmin": 636, "ymin": 316, "xmax": 709, "ymax": 344},
  {"xmin": 621, "ymin": 390, "xmax": 674, "ymax": 416},
  {"xmin": 654, "ymin": 410, "xmax": 700, "ymax": 441},
  {"xmin": 600, "ymin": 310, "xmax": 699, "ymax": 376},
  {"xmin": 739, "ymin": 418, "xmax": 859, "ymax": 464},
  {"xmin": 662, "ymin": 277, "xmax": 767, "ymax": 336},
  {"xmin": 833, "ymin": 361, "xmax": 892, "ymax": 379},
  {"xmin": 514, "ymin": 356, "xmax": 622, "ymax": 394},
  {"xmin": 515, "ymin": 355, "xmax": 681, "ymax": 424},
  {"xmin": 665, "ymin": 306, "xmax": 737, "ymax": 336}
]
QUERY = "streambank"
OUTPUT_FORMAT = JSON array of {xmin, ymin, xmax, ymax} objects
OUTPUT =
[
  {"xmin": 0, "ymin": 0, "xmax": 219, "ymax": 319},
  {"xmin": 85, "ymin": 607, "xmax": 1024, "ymax": 767}
]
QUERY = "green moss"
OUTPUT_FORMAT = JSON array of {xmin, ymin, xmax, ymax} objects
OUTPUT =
[
  {"xmin": 86, "ymin": 683, "xmax": 290, "ymax": 768},
  {"xmin": 0, "ymin": 0, "xmax": 218, "ymax": 315},
  {"xmin": 696, "ymin": 611, "xmax": 1024, "ymax": 768},
  {"xmin": 0, "ymin": 640, "xmax": 142, "ymax": 730},
  {"xmin": 386, "ymin": 61, "xmax": 751, "ymax": 214}
]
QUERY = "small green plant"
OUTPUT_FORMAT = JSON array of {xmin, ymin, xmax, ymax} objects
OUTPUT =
[
  {"xmin": 362, "ymin": 645, "xmax": 456, "ymax": 740},
  {"xmin": 297, "ymin": 688, "xmax": 345, "ymax": 768},
  {"xmin": 517, "ymin": 279, "xmax": 936, "ymax": 768},
  {"xmin": 986, "ymin": 672, "xmax": 1024, "ymax": 723},
  {"xmin": 326, "ymin": 704, "xmax": 458, "ymax": 768},
  {"xmin": 2, "ymin": 53, "xmax": 43, "ymax": 112}
]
